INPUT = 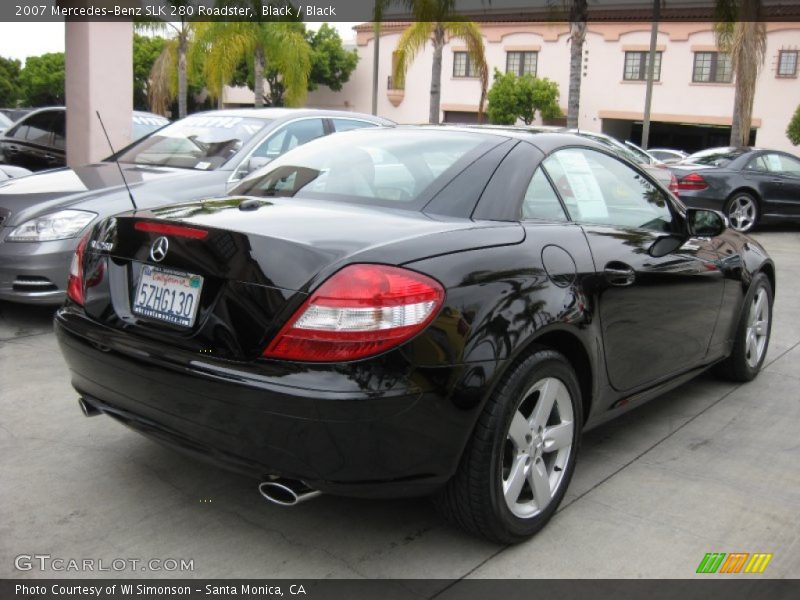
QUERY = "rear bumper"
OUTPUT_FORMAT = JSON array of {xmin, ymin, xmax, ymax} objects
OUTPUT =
[
  {"xmin": 55, "ymin": 309, "xmax": 487, "ymax": 498},
  {"xmin": 674, "ymin": 191, "xmax": 725, "ymax": 211}
]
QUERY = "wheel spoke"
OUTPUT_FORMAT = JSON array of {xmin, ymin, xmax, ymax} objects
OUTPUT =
[
  {"xmin": 529, "ymin": 379, "xmax": 558, "ymax": 430},
  {"xmin": 508, "ymin": 411, "xmax": 530, "ymax": 450},
  {"xmin": 528, "ymin": 459, "xmax": 552, "ymax": 508},
  {"xmin": 754, "ymin": 319, "xmax": 768, "ymax": 336},
  {"xmin": 503, "ymin": 455, "xmax": 527, "ymax": 505},
  {"xmin": 746, "ymin": 329, "xmax": 757, "ymax": 357},
  {"xmin": 543, "ymin": 422, "xmax": 573, "ymax": 453}
]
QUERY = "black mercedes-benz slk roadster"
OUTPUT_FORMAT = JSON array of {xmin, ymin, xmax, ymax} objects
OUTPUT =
[{"xmin": 55, "ymin": 127, "xmax": 775, "ymax": 543}]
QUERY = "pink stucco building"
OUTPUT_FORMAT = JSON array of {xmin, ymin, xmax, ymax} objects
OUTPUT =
[{"xmin": 303, "ymin": 21, "xmax": 800, "ymax": 153}]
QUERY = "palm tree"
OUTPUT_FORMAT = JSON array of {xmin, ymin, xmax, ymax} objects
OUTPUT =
[
  {"xmin": 139, "ymin": 6, "xmax": 196, "ymax": 118},
  {"xmin": 193, "ymin": 20, "xmax": 311, "ymax": 108},
  {"xmin": 566, "ymin": 0, "xmax": 588, "ymax": 129},
  {"xmin": 715, "ymin": 0, "xmax": 767, "ymax": 146},
  {"xmin": 392, "ymin": 1, "xmax": 488, "ymax": 124}
]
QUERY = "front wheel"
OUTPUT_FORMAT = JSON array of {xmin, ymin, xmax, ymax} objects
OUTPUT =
[
  {"xmin": 725, "ymin": 192, "xmax": 759, "ymax": 233},
  {"xmin": 434, "ymin": 348, "xmax": 582, "ymax": 544},
  {"xmin": 715, "ymin": 272, "xmax": 773, "ymax": 382}
]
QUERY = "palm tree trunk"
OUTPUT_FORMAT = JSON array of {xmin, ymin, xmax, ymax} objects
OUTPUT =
[
  {"xmin": 177, "ymin": 35, "xmax": 188, "ymax": 119},
  {"xmin": 567, "ymin": 0, "xmax": 588, "ymax": 129},
  {"xmin": 429, "ymin": 26, "xmax": 445, "ymax": 124},
  {"xmin": 729, "ymin": 17, "xmax": 762, "ymax": 147},
  {"xmin": 254, "ymin": 45, "xmax": 265, "ymax": 108}
]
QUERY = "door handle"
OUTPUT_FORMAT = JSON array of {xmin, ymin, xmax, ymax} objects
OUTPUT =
[
  {"xmin": 43, "ymin": 154, "xmax": 56, "ymax": 162},
  {"xmin": 6, "ymin": 145, "xmax": 18, "ymax": 153},
  {"xmin": 770, "ymin": 179, "xmax": 783, "ymax": 184},
  {"xmin": 604, "ymin": 262, "xmax": 636, "ymax": 287}
]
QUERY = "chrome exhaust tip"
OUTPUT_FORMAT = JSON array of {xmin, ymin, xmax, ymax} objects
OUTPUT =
[
  {"xmin": 258, "ymin": 479, "xmax": 321, "ymax": 506},
  {"xmin": 78, "ymin": 397, "xmax": 101, "ymax": 417}
]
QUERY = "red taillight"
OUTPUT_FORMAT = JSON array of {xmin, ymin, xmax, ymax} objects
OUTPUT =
[
  {"xmin": 134, "ymin": 221, "xmax": 209, "ymax": 239},
  {"xmin": 263, "ymin": 264, "xmax": 445, "ymax": 362},
  {"xmin": 67, "ymin": 233, "xmax": 90, "ymax": 306},
  {"xmin": 668, "ymin": 173, "xmax": 680, "ymax": 197},
  {"xmin": 676, "ymin": 172, "xmax": 708, "ymax": 191}
]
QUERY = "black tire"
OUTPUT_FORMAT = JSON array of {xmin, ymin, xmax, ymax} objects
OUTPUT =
[
  {"xmin": 714, "ymin": 272, "xmax": 773, "ymax": 382},
  {"xmin": 725, "ymin": 192, "xmax": 759, "ymax": 233},
  {"xmin": 433, "ymin": 347, "xmax": 583, "ymax": 544}
]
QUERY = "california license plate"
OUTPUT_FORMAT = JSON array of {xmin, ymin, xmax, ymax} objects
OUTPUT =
[{"xmin": 133, "ymin": 265, "xmax": 203, "ymax": 327}]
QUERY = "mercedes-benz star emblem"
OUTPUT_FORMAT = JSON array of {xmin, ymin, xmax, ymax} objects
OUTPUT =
[{"xmin": 150, "ymin": 236, "xmax": 169, "ymax": 263}]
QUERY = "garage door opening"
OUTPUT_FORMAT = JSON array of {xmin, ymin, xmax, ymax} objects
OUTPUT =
[{"xmin": 601, "ymin": 118, "xmax": 757, "ymax": 154}]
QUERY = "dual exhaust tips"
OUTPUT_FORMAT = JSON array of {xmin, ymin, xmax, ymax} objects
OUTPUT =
[{"xmin": 78, "ymin": 397, "xmax": 320, "ymax": 507}]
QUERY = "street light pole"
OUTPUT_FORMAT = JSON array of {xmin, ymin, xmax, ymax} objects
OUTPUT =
[{"xmin": 641, "ymin": 0, "xmax": 661, "ymax": 150}]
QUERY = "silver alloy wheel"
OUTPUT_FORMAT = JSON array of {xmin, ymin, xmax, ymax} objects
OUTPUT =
[
  {"xmin": 745, "ymin": 287, "xmax": 769, "ymax": 368},
  {"xmin": 502, "ymin": 377, "xmax": 574, "ymax": 519},
  {"xmin": 727, "ymin": 195, "xmax": 757, "ymax": 232}
]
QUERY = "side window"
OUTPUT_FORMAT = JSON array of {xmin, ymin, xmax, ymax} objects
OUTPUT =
[
  {"xmin": 762, "ymin": 153, "xmax": 800, "ymax": 175},
  {"xmin": 23, "ymin": 112, "xmax": 55, "ymax": 146},
  {"xmin": 253, "ymin": 119, "xmax": 325, "ymax": 159},
  {"xmin": 746, "ymin": 156, "xmax": 769, "ymax": 171},
  {"xmin": 331, "ymin": 118, "xmax": 375, "ymax": 133},
  {"xmin": 522, "ymin": 168, "xmax": 568, "ymax": 221},
  {"xmin": 542, "ymin": 148, "xmax": 674, "ymax": 232}
]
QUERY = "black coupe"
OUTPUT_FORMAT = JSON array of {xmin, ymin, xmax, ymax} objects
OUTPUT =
[
  {"xmin": 55, "ymin": 128, "xmax": 775, "ymax": 543},
  {"xmin": 671, "ymin": 146, "xmax": 800, "ymax": 232}
]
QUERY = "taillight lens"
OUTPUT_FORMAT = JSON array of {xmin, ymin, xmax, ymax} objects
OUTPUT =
[
  {"xmin": 67, "ymin": 233, "xmax": 90, "ymax": 306},
  {"xmin": 263, "ymin": 264, "xmax": 445, "ymax": 362},
  {"xmin": 668, "ymin": 173, "xmax": 680, "ymax": 197},
  {"xmin": 676, "ymin": 172, "xmax": 708, "ymax": 191}
]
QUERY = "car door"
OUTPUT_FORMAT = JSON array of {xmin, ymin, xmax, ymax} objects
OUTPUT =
[
  {"xmin": 541, "ymin": 147, "xmax": 725, "ymax": 392},
  {"xmin": 760, "ymin": 152, "xmax": 800, "ymax": 217}
]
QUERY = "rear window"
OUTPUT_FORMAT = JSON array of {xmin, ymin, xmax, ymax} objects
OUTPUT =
[
  {"xmin": 685, "ymin": 147, "xmax": 748, "ymax": 167},
  {"xmin": 231, "ymin": 129, "xmax": 496, "ymax": 208}
]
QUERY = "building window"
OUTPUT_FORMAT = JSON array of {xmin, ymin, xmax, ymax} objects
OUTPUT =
[
  {"xmin": 453, "ymin": 52, "xmax": 478, "ymax": 78},
  {"xmin": 692, "ymin": 51, "xmax": 732, "ymax": 83},
  {"xmin": 506, "ymin": 51, "xmax": 538, "ymax": 77},
  {"xmin": 777, "ymin": 50, "xmax": 798, "ymax": 77},
  {"xmin": 623, "ymin": 51, "xmax": 662, "ymax": 81}
]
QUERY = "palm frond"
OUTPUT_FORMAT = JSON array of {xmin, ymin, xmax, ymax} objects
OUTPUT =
[
  {"xmin": 148, "ymin": 39, "xmax": 179, "ymax": 115},
  {"xmin": 393, "ymin": 22, "xmax": 435, "ymax": 90},
  {"xmin": 264, "ymin": 24, "xmax": 311, "ymax": 107}
]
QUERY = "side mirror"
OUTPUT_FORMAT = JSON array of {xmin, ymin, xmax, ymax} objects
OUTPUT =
[{"xmin": 687, "ymin": 208, "xmax": 727, "ymax": 238}]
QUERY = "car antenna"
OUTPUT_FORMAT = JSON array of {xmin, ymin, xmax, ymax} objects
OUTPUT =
[{"xmin": 95, "ymin": 111, "xmax": 138, "ymax": 211}]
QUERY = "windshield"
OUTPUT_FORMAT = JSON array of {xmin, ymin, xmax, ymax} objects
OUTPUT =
[
  {"xmin": 0, "ymin": 113, "xmax": 11, "ymax": 129},
  {"xmin": 116, "ymin": 115, "xmax": 270, "ymax": 170},
  {"xmin": 231, "ymin": 129, "xmax": 494, "ymax": 208},
  {"xmin": 684, "ymin": 147, "xmax": 749, "ymax": 167},
  {"xmin": 131, "ymin": 114, "xmax": 169, "ymax": 141}
]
